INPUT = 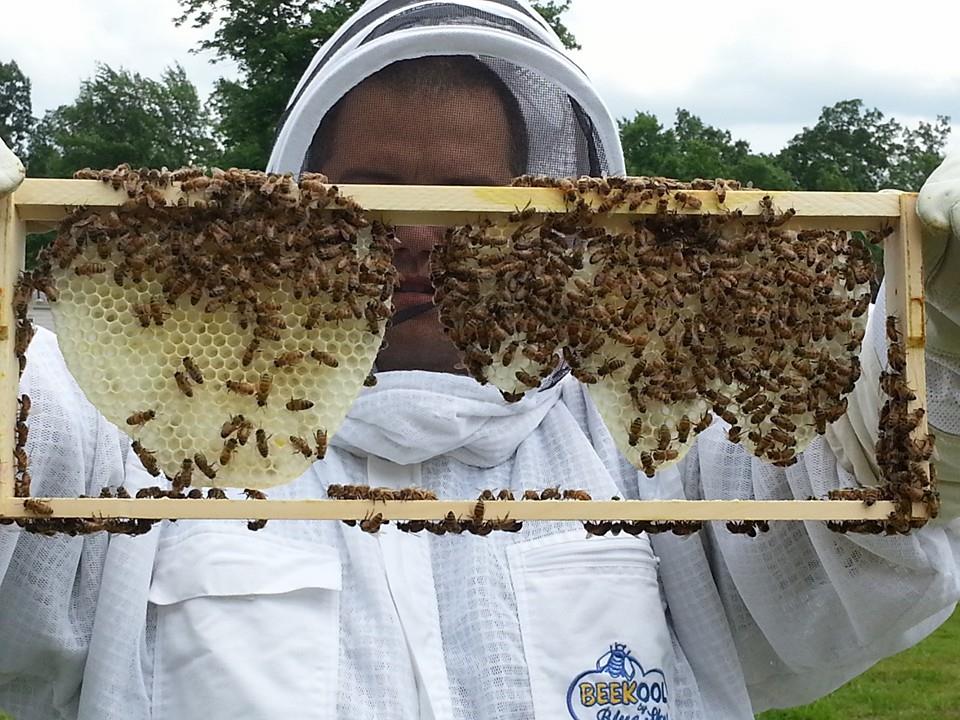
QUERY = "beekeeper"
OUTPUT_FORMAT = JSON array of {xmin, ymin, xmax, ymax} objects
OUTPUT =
[{"xmin": 3, "ymin": 2, "xmax": 960, "ymax": 719}]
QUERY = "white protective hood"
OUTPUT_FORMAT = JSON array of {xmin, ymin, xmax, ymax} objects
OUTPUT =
[{"xmin": 266, "ymin": 0, "xmax": 625, "ymax": 178}]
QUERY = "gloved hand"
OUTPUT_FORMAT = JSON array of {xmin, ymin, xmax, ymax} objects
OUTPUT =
[
  {"xmin": 0, "ymin": 136, "xmax": 25, "ymax": 197},
  {"xmin": 918, "ymin": 149, "xmax": 960, "ymax": 360}
]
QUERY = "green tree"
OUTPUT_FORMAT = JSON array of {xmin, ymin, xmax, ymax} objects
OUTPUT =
[
  {"xmin": 28, "ymin": 63, "xmax": 217, "ymax": 177},
  {"xmin": 175, "ymin": 0, "xmax": 579, "ymax": 169},
  {"xmin": 619, "ymin": 109, "xmax": 795, "ymax": 189},
  {"xmin": 0, "ymin": 59, "xmax": 34, "ymax": 157},
  {"xmin": 777, "ymin": 99, "xmax": 951, "ymax": 192}
]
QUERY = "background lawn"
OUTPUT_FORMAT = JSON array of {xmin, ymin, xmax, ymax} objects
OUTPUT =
[{"xmin": 757, "ymin": 606, "xmax": 960, "ymax": 719}]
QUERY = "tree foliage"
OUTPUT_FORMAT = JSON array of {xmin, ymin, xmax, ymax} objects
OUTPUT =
[
  {"xmin": 778, "ymin": 99, "xmax": 951, "ymax": 192},
  {"xmin": 619, "ymin": 109, "xmax": 795, "ymax": 189},
  {"xmin": 175, "ymin": 0, "xmax": 578, "ymax": 169},
  {"xmin": 27, "ymin": 64, "xmax": 217, "ymax": 177},
  {"xmin": 0, "ymin": 59, "xmax": 33, "ymax": 157}
]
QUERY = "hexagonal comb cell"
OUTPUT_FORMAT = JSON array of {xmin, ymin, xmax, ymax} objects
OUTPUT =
[{"xmin": 29, "ymin": 167, "xmax": 397, "ymax": 489}]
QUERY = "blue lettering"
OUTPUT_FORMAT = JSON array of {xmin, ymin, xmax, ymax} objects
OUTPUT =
[{"xmin": 650, "ymin": 682, "xmax": 661, "ymax": 703}]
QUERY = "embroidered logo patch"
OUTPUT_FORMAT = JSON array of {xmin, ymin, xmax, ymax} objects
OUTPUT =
[{"xmin": 566, "ymin": 643, "xmax": 669, "ymax": 720}]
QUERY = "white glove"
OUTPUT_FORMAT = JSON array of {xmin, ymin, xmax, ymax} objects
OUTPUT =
[
  {"xmin": 0, "ymin": 136, "xmax": 25, "ymax": 197},
  {"xmin": 918, "ymin": 150, "xmax": 960, "ymax": 359}
]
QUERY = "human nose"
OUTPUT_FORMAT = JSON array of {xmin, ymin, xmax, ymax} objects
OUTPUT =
[{"xmin": 393, "ymin": 225, "xmax": 445, "ymax": 286}]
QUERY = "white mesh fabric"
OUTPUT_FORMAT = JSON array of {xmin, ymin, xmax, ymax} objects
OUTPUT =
[
  {"xmin": 3, "ymin": 325, "xmax": 960, "ymax": 720},
  {"xmin": 267, "ymin": 0, "xmax": 622, "ymax": 176}
]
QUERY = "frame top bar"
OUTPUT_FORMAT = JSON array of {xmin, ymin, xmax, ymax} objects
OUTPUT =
[{"xmin": 12, "ymin": 179, "xmax": 905, "ymax": 231}]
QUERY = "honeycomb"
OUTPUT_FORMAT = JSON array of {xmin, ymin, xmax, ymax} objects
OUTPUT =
[
  {"xmin": 432, "ymin": 176, "xmax": 875, "ymax": 476},
  {"xmin": 28, "ymin": 167, "xmax": 396, "ymax": 489}
]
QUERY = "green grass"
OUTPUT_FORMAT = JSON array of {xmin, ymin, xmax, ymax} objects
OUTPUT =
[
  {"xmin": 1, "ymin": 608, "xmax": 957, "ymax": 720},
  {"xmin": 757, "ymin": 606, "xmax": 960, "ymax": 720}
]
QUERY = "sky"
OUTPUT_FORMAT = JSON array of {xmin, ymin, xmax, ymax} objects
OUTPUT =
[{"xmin": 3, "ymin": 0, "xmax": 959, "ymax": 155}]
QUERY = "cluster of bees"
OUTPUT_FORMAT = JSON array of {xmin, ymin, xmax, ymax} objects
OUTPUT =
[
  {"xmin": 432, "ymin": 175, "xmax": 876, "ymax": 480},
  {"xmin": 324, "ymin": 484, "xmax": 763, "ymax": 538},
  {"xmin": 11, "ymin": 165, "xmax": 396, "ymax": 511},
  {"xmin": 827, "ymin": 316, "xmax": 937, "ymax": 534}
]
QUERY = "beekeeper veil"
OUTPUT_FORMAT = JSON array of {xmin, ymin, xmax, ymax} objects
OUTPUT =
[{"xmin": 267, "ymin": 0, "xmax": 625, "ymax": 178}]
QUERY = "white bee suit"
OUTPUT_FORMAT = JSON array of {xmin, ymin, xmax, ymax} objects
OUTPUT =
[{"xmin": 3, "ymin": 2, "xmax": 960, "ymax": 720}]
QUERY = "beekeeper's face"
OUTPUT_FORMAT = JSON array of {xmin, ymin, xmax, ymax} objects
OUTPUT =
[{"xmin": 321, "ymin": 77, "xmax": 516, "ymax": 373}]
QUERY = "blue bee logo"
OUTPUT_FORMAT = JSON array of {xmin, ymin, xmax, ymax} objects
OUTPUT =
[{"xmin": 566, "ymin": 643, "xmax": 669, "ymax": 720}]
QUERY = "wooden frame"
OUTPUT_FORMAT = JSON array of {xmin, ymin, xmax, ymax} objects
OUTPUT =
[{"xmin": 0, "ymin": 179, "xmax": 929, "ymax": 524}]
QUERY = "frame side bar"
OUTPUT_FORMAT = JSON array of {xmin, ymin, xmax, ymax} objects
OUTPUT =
[
  {"xmin": 885, "ymin": 194, "xmax": 931, "ymax": 482},
  {"xmin": 0, "ymin": 194, "xmax": 24, "ymax": 500}
]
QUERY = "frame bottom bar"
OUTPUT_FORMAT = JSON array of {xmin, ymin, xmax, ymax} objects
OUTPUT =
[{"xmin": 0, "ymin": 498, "xmax": 927, "ymax": 522}]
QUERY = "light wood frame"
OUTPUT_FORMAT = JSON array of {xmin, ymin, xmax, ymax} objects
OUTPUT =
[{"xmin": 0, "ymin": 180, "xmax": 929, "ymax": 524}]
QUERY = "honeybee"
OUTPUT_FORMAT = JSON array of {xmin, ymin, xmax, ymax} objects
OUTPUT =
[
  {"xmin": 17, "ymin": 394, "xmax": 31, "ymax": 422},
  {"xmin": 597, "ymin": 358, "xmax": 626, "ymax": 377},
  {"xmin": 226, "ymin": 380, "xmax": 257, "ymax": 396},
  {"xmin": 255, "ymin": 429, "xmax": 271, "ymax": 458},
  {"xmin": 131, "ymin": 304, "xmax": 153, "ymax": 328},
  {"xmin": 285, "ymin": 398, "xmax": 314, "ymax": 412},
  {"xmin": 770, "ymin": 415, "xmax": 797, "ymax": 433},
  {"xmin": 207, "ymin": 487, "xmax": 228, "ymax": 500},
  {"xmin": 309, "ymin": 349, "xmax": 339, "ymax": 368},
  {"xmin": 628, "ymin": 418, "xmax": 643, "ymax": 447},
  {"xmin": 126, "ymin": 409, "xmax": 156, "ymax": 427},
  {"xmin": 131, "ymin": 440, "xmax": 160, "ymax": 476},
  {"xmin": 693, "ymin": 412, "xmax": 713, "ymax": 434},
  {"xmin": 471, "ymin": 498, "xmax": 487, "ymax": 527},
  {"xmin": 364, "ymin": 372, "xmax": 378, "ymax": 387},
  {"xmin": 562, "ymin": 489, "xmax": 592, "ymax": 501},
  {"xmin": 15, "ymin": 421, "xmax": 28, "ymax": 447},
  {"xmin": 290, "ymin": 435, "xmax": 313, "ymax": 458},
  {"xmin": 182, "ymin": 356, "xmax": 204, "ymax": 384},
  {"xmin": 174, "ymin": 371, "xmax": 194, "ymax": 398},
  {"xmin": 269, "ymin": 350, "xmax": 303, "ymax": 369},
  {"xmin": 221, "ymin": 414, "xmax": 246, "ymax": 438},
  {"xmin": 676, "ymin": 415, "xmax": 692, "ymax": 443},
  {"xmin": 657, "ymin": 423, "xmax": 671, "ymax": 451},
  {"xmin": 315, "ymin": 429, "xmax": 328, "ymax": 459},
  {"xmin": 23, "ymin": 498, "xmax": 53, "ymax": 516},
  {"xmin": 584, "ymin": 520, "xmax": 615, "ymax": 536},
  {"xmin": 173, "ymin": 459, "xmax": 194, "ymax": 491},
  {"xmin": 254, "ymin": 325, "xmax": 283, "ymax": 342},
  {"xmin": 194, "ymin": 452, "xmax": 218, "ymax": 479},
  {"xmin": 242, "ymin": 339, "xmax": 261, "ymax": 367},
  {"xmin": 540, "ymin": 486, "xmax": 562, "ymax": 500},
  {"xmin": 727, "ymin": 426, "xmax": 743, "ymax": 443},
  {"xmin": 220, "ymin": 438, "xmax": 239, "ymax": 465},
  {"xmin": 767, "ymin": 425, "xmax": 796, "ymax": 447},
  {"xmin": 440, "ymin": 511, "xmax": 464, "ymax": 535},
  {"xmin": 360, "ymin": 512, "xmax": 386, "ymax": 534},
  {"xmin": 74, "ymin": 262, "xmax": 107, "ymax": 276}
]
